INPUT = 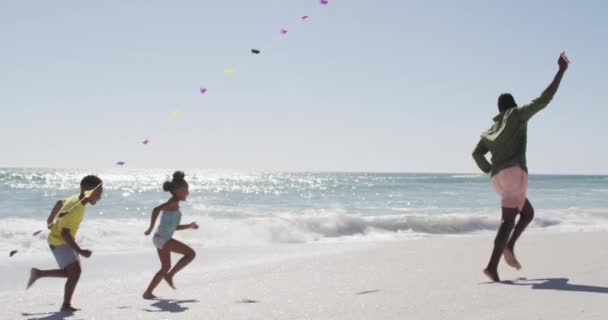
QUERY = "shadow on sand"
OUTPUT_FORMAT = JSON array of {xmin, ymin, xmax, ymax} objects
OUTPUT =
[
  {"xmin": 143, "ymin": 299, "xmax": 199, "ymax": 313},
  {"xmin": 504, "ymin": 277, "xmax": 608, "ymax": 294},
  {"xmin": 21, "ymin": 310, "xmax": 76, "ymax": 320}
]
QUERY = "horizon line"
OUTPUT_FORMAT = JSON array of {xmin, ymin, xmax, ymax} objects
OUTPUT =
[{"xmin": 1, "ymin": 166, "xmax": 607, "ymax": 177}]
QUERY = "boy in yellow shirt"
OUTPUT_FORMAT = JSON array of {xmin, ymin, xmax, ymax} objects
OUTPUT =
[{"xmin": 26, "ymin": 175, "xmax": 103, "ymax": 312}]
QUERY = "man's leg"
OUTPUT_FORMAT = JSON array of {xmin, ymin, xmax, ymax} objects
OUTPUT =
[
  {"xmin": 508, "ymin": 199, "xmax": 534, "ymax": 251},
  {"xmin": 504, "ymin": 199, "xmax": 535, "ymax": 269},
  {"xmin": 484, "ymin": 207, "xmax": 518, "ymax": 282}
]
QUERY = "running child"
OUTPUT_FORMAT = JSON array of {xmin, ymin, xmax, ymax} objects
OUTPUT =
[
  {"xmin": 27, "ymin": 175, "xmax": 103, "ymax": 312},
  {"xmin": 143, "ymin": 171, "xmax": 198, "ymax": 299}
]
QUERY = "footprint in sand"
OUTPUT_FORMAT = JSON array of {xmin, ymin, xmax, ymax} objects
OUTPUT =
[
  {"xmin": 237, "ymin": 299, "xmax": 260, "ymax": 304},
  {"xmin": 356, "ymin": 290, "xmax": 380, "ymax": 295}
]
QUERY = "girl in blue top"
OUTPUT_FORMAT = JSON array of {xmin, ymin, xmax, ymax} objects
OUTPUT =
[{"xmin": 143, "ymin": 171, "xmax": 199, "ymax": 299}]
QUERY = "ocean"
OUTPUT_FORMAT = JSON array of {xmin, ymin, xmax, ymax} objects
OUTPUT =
[{"xmin": 1, "ymin": 168, "xmax": 607, "ymax": 255}]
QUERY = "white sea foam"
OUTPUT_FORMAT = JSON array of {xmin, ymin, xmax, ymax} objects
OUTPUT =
[{"xmin": 2, "ymin": 208, "xmax": 607, "ymax": 256}]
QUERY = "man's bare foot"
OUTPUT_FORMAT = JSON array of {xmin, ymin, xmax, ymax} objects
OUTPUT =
[
  {"xmin": 142, "ymin": 292, "xmax": 157, "ymax": 300},
  {"xmin": 26, "ymin": 268, "xmax": 40, "ymax": 290},
  {"xmin": 60, "ymin": 304, "xmax": 80, "ymax": 312},
  {"xmin": 483, "ymin": 268, "xmax": 500, "ymax": 282},
  {"xmin": 164, "ymin": 275, "xmax": 176, "ymax": 289},
  {"xmin": 503, "ymin": 248, "xmax": 522, "ymax": 270}
]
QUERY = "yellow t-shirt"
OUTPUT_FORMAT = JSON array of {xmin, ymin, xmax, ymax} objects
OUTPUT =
[{"xmin": 48, "ymin": 195, "xmax": 86, "ymax": 246}]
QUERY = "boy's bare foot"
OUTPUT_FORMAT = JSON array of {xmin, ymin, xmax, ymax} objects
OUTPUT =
[
  {"xmin": 60, "ymin": 304, "xmax": 80, "ymax": 312},
  {"xmin": 164, "ymin": 275, "xmax": 176, "ymax": 289},
  {"xmin": 142, "ymin": 292, "xmax": 158, "ymax": 300},
  {"xmin": 483, "ymin": 268, "xmax": 500, "ymax": 282},
  {"xmin": 503, "ymin": 248, "xmax": 522, "ymax": 270},
  {"xmin": 26, "ymin": 268, "xmax": 40, "ymax": 290}
]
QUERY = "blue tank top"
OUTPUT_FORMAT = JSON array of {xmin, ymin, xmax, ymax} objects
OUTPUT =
[{"xmin": 155, "ymin": 210, "xmax": 182, "ymax": 240}]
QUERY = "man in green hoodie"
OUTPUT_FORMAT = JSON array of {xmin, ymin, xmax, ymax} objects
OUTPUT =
[{"xmin": 473, "ymin": 53, "xmax": 569, "ymax": 282}]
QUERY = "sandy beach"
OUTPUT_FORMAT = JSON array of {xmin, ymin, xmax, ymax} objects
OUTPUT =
[
  {"xmin": 2, "ymin": 0, "xmax": 607, "ymax": 319},
  {"xmin": 2, "ymin": 231, "xmax": 607, "ymax": 320}
]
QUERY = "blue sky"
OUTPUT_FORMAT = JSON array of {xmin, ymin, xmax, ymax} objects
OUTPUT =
[{"xmin": 1, "ymin": 0, "xmax": 607, "ymax": 173}]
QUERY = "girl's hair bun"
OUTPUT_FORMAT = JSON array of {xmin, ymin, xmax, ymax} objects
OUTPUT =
[
  {"xmin": 163, "ymin": 171, "xmax": 187, "ymax": 193},
  {"xmin": 173, "ymin": 171, "xmax": 185, "ymax": 182}
]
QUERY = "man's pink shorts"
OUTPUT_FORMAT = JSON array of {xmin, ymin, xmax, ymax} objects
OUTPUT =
[{"xmin": 492, "ymin": 166, "xmax": 528, "ymax": 211}]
